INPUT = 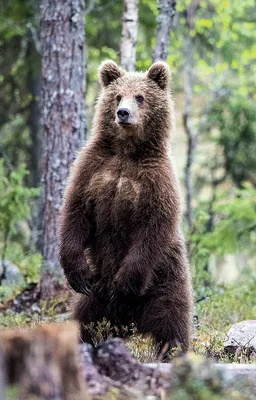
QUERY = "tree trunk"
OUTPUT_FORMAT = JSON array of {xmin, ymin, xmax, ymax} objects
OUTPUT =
[
  {"xmin": 120, "ymin": 0, "xmax": 138, "ymax": 72},
  {"xmin": 40, "ymin": 0, "xmax": 86, "ymax": 298},
  {"xmin": 27, "ymin": 63, "xmax": 41, "ymax": 188},
  {"xmin": 153, "ymin": 0, "xmax": 177, "ymax": 62},
  {"xmin": 183, "ymin": 31, "xmax": 195, "ymax": 232},
  {"xmin": 183, "ymin": 1, "xmax": 199, "ymax": 234},
  {"xmin": 26, "ymin": 24, "xmax": 42, "ymax": 188}
]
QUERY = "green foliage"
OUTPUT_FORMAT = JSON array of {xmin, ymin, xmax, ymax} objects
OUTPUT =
[
  {"xmin": 193, "ymin": 273, "xmax": 256, "ymax": 362},
  {"xmin": 191, "ymin": 183, "xmax": 256, "ymax": 300},
  {"xmin": 0, "ymin": 311, "xmax": 30, "ymax": 329},
  {"xmin": 0, "ymin": 160, "xmax": 39, "ymax": 259},
  {"xmin": 197, "ymin": 275, "xmax": 256, "ymax": 333},
  {"xmin": 192, "ymin": 183, "xmax": 256, "ymax": 257},
  {"xmin": 207, "ymin": 96, "xmax": 256, "ymax": 186},
  {"xmin": 0, "ymin": 242, "xmax": 41, "ymax": 304},
  {"xmin": 3, "ymin": 241, "xmax": 41, "ymax": 285},
  {"xmin": 81, "ymin": 318, "xmax": 132, "ymax": 347}
]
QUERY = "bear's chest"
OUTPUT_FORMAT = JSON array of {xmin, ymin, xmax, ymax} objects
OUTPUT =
[{"xmin": 87, "ymin": 167, "xmax": 141, "ymax": 226}]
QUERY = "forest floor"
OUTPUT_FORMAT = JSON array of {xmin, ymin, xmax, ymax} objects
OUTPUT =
[{"xmin": 1, "ymin": 275, "xmax": 256, "ymax": 364}]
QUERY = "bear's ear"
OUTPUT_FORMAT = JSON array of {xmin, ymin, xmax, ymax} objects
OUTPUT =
[
  {"xmin": 99, "ymin": 60, "xmax": 124, "ymax": 87},
  {"xmin": 147, "ymin": 62, "xmax": 171, "ymax": 90}
]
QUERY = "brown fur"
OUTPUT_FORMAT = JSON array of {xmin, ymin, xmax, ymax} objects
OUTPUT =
[{"xmin": 59, "ymin": 61, "xmax": 193, "ymax": 355}]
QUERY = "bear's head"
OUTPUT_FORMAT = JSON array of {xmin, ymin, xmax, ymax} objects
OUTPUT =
[{"xmin": 96, "ymin": 60, "xmax": 173, "ymax": 142}]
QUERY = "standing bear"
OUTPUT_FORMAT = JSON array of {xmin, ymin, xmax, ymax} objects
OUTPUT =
[{"xmin": 59, "ymin": 60, "xmax": 193, "ymax": 356}]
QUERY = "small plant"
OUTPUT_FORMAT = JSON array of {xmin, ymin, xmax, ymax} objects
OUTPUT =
[{"xmin": 81, "ymin": 318, "xmax": 132, "ymax": 346}]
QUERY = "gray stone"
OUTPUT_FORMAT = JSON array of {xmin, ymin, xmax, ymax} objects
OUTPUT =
[
  {"xmin": 0, "ymin": 260, "xmax": 25, "ymax": 287},
  {"xmin": 224, "ymin": 320, "xmax": 256, "ymax": 360}
]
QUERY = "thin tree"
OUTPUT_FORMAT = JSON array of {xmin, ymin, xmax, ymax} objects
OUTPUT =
[
  {"xmin": 40, "ymin": 0, "xmax": 86, "ymax": 298},
  {"xmin": 120, "ymin": 0, "xmax": 138, "ymax": 71},
  {"xmin": 153, "ymin": 0, "xmax": 177, "ymax": 62},
  {"xmin": 26, "ymin": 1, "xmax": 41, "ymax": 189},
  {"xmin": 183, "ymin": 0, "xmax": 200, "ymax": 233}
]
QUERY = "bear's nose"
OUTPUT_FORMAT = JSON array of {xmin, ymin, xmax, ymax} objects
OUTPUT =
[{"xmin": 117, "ymin": 108, "xmax": 130, "ymax": 121}]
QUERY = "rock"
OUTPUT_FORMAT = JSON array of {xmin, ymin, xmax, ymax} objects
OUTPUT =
[
  {"xmin": 224, "ymin": 320, "xmax": 256, "ymax": 361},
  {"xmin": 0, "ymin": 260, "xmax": 25, "ymax": 287},
  {"xmin": 81, "ymin": 338, "xmax": 171, "ymax": 399}
]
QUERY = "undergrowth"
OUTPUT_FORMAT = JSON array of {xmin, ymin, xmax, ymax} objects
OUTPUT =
[{"xmin": 0, "ymin": 243, "xmax": 255, "ymax": 365}]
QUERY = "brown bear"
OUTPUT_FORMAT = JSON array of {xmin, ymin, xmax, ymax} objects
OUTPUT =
[{"xmin": 59, "ymin": 60, "xmax": 193, "ymax": 356}]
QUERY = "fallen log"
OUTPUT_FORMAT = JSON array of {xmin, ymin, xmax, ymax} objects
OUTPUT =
[{"xmin": 0, "ymin": 323, "xmax": 256, "ymax": 399}]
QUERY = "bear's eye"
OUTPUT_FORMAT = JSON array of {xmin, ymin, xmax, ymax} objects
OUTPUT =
[
  {"xmin": 116, "ymin": 95, "xmax": 122, "ymax": 104},
  {"xmin": 135, "ymin": 94, "xmax": 144, "ymax": 104}
]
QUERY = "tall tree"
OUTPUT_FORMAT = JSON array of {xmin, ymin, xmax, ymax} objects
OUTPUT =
[
  {"xmin": 40, "ymin": 0, "xmax": 86, "ymax": 298},
  {"xmin": 120, "ymin": 0, "xmax": 138, "ymax": 71},
  {"xmin": 153, "ymin": 0, "xmax": 177, "ymax": 62}
]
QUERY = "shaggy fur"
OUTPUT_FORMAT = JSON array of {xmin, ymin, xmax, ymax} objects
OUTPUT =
[{"xmin": 59, "ymin": 60, "xmax": 193, "ymax": 355}]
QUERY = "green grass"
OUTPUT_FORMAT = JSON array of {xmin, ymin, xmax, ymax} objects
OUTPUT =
[{"xmin": 194, "ymin": 275, "xmax": 256, "ymax": 361}]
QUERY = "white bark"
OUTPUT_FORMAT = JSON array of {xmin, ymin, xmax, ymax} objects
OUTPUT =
[
  {"xmin": 183, "ymin": 31, "xmax": 195, "ymax": 232},
  {"xmin": 183, "ymin": 0, "xmax": 200, "ymax": 233},
  {"xmin": 120, "ymin": 0, "xmax": 138, "ymax": 72},
  {"xmin": 153, "ymin": 0, "xmax": 177, "ymax": 62}
]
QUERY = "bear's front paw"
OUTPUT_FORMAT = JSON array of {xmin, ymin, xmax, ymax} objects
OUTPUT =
[
  {"xmin": 112, "ymin": 267, "xmax": 144, "ymax": 297},
  {"xmin": 66, "ymin": 268, "xmax": 94, "ymax": 296}
]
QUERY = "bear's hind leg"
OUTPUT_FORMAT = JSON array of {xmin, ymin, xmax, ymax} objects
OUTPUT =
[
  {"xmin": 137, "ymin": 290, "xmax": 193, "ymax": 360},
  {"xmin": 74, "ymin": 294, "xmax": 106, "ymax": 346}
]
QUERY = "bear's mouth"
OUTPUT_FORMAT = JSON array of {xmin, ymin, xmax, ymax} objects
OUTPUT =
[
  {"xmin": 117, "ymin": 120, "xmax": 134, "ymax": 128},
  {"xmin": 119, "ymin": 121, "xmax": 132, "ymax": 126}
]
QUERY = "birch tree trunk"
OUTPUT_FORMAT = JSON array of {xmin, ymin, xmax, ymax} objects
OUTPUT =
[
  {"xmin": 153, "ymin": 0, "xmax": 177, "ymax": 62},
  {"xmin": 183, "ymin": 0, "xmax": 199, "ymax": 234},
  {"xmin": 183, "ymin": 31, "xmax": 195, "ymax": 232},
  {"xmin": 40, "ymin": 0, "xmax": 86, "ymax": 298},
  {"xmin": 120, "ymin": 0, "xmax": 138, "ymax": 72}
]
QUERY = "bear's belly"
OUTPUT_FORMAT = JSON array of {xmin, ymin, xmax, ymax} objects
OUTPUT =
[{"xmin": 87, "ymin": 170, "xmax": 141, "ymax": 278}]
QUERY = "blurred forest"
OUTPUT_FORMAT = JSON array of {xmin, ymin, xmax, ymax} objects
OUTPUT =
[{"xmin": 0, "ymin": 0, "xmax": 256, "ymax": 359}]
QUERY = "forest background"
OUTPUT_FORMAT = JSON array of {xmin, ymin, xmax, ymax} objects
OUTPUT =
[{"xmin": 0, "ymin": 0, "xmax": 256, "ymax": 359}]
